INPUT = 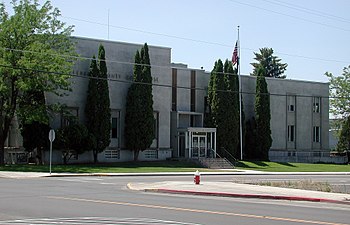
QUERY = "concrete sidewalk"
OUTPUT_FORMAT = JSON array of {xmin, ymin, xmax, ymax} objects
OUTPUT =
[
  {"xmin": 128, "ymin": 181, "xmax": 350, "ymax": 205},
  {"xmin": 1, "ymin": 171, "xmax": 350, "ymax": 205},
  {"xmin": 1, "ymin": 170, "xmax": 350, "ymax": 178},
  {"xmin": 0, "ymin": 171, "xmax": 246, "ymax": 178}
]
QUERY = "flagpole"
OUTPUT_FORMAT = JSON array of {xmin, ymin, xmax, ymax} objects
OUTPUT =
[{"xmin": 238, "ymin": 25, "xmax": 243, "ymax": 160}]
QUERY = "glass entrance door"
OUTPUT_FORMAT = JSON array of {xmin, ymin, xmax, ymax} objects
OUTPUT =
[{"xmin": 192, "ymin": 135, "xmax": 207, "ymax": 158}]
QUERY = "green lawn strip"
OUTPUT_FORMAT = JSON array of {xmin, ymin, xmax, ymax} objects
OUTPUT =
[
  {"xmin": 236, "ymin": 161, "xmax": 350, "ymax": 172},
  {"xmin": 0, "ymin": 161, "xmax": 218, "ymax": 173}
]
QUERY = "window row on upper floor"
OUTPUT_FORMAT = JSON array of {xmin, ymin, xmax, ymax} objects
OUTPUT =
[{"xmin": 287, "ymin": 96, "xmax": 321, "ymax": 113}]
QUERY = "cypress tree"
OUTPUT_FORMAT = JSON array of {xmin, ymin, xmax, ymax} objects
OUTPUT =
[
  {"xmin": 85, "ymin": 56, "xmax": 99, "ymax": 162},
  {"xmin": 244, "ymin": 117, "xmax": 258, "ymax": 159},
  {"xmin": 206, "ymin": 59, "xmax": 243, "ymax": 158},
  {"xmin": 209, "ymin": 60, "xmax": 227, "ymax": 156},
  {"xmin": 204, "ymin": 62, "xmax": 217, "ymax": 128},
  {"xmin": 85, "ymin": 57, "xmax": 98, "ymax": 130},
  {"xmin": 96, "ymin": 44, "xmax": 111, "ymax": 162},
  {"xmin": 239, "ymin": 94, "xmax": 246, "ymax": 159},
  {"xmin": 85, "ymin": 44, "xmax": 111, "ymax": 163},
  {"xmin": 124, "ymin": 44, "xmax": 154, "ymax": 161},
  {"xmin": 255, "ymin": 66, "xmax": 272, "ymax": 160},
  {"xmin": 223, "ymin": 60, "xmax": 240, "ymax": 158}
]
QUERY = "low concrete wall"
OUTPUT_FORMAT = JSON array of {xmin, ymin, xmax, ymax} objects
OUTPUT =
[
  {"xmin": 269, "ymin": 150, "xmax": 348, "ymax": 164},
  {"xmin": 41, "ymin": 148, "xmax": 172, "ymax": 164}
]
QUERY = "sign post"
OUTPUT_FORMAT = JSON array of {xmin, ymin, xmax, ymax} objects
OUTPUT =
[{"xmin": 48, "ymin": 129, "xmax": 55, "ymax": 175}]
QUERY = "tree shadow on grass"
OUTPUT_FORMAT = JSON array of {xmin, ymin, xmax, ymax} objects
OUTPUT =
[
  {"xmin": 276, "ymin": 162, "xmax": 296, "ymax": 167},
  {"xmin": 235, "ymin": 161, "xmax": 256, "ymax": 168},
  {"xmin": 251, "ymin": 161, "xmax": 269, "ymax": 167}
]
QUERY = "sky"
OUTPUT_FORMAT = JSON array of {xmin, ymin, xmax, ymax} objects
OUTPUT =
[{"xmin": 2, "ymin": 0, "xmax": 350, "ymax": 82}]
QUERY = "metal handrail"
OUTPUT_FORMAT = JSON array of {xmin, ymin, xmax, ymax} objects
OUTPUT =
[
  {"xmin": 206, "ymin": 148, "xmax": 235, "ymax": 168},
  {"xmin": 220, "ymin": 147, "xmax": 238, "ymax": 166},
  {"xmin": 207, "ymin": 148, "xmax": 222, "ymax": 158}
]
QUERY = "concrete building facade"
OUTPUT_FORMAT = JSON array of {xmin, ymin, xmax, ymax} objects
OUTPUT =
[{"xmin": 5, "ymin": 37, "xmax": 336, "ymax": 164}]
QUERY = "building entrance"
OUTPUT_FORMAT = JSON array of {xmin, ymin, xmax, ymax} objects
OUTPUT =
[
  {"xmin": 175, "ymin": 127, "xmax": 216, "ymax": 159},
  {"xmin": 192, "ymin": 135, "xmax": 206, "ymax": 158}
]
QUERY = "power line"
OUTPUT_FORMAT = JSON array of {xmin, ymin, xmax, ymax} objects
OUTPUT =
[
  {"xmin": 0, "ymin": 63, "xmax": 344, "ymax": 100},
  {"xmin": 1, "ymin": 1, "xmax": 349, "ymax": 65},
  {"xmin": 0, "ymin": 46, "xmax": 346, "ymax": 81},
  {"xmin": 60, "ymin": 17, "xmax": 349, "ymax": 64},
  {"xmin": 1, "ymin": 43, "xmax": 345, "ymax": 81},
  {"xmin": 264, "ymin": 0, "xmax": 350, "ymax": 24},
  {"xmin": 63, "ymin": 16, "xmax": 232, "ymax": 48},
  {"xmin": 227, "ymin": 0, "xmax": 350, "ymax": 32},
  {"xmin": 1, "ymin": 38, "xmax": 349, "ymax": 71}
]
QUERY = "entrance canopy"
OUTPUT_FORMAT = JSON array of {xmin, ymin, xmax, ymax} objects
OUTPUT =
[{"xmin": 177, "ymin": 127, "xmax": 216, "ymax": 158}]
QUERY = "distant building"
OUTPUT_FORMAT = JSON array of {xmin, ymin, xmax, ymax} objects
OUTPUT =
[{"xmin": 5, "ymin": 36, "xmax": 345, "ymax": 164}]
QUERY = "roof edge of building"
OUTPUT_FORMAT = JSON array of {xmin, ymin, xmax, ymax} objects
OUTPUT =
[{"xmin": 71, "ymin": 36, "xmax": 172, "ymax": 51}]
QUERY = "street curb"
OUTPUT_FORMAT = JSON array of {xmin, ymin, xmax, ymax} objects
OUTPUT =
[
  {"xmin": 43, "ymin": 171, "xmax": 350, "ymax": 177},
  {"xmin": 1, "ymin": 171, "xmax": 350, "ymax": 179},
  {"xmin": 144, "ymin": 188, "xmax": 350, "ymax": 205},
  {"xmin": 44, "ymin": 172, "xmax": 246, "ymax": 177}
]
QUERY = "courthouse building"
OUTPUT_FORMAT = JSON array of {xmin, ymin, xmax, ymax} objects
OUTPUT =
[{"xmin": 5, "ymin": 36, "xmax": 337, "ymax": 164}]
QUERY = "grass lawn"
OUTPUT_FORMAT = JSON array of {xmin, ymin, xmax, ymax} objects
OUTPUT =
[
  {"xmin": 0, "ymin": 161, "xmax": 209, "ymax": 173},
  {"xmin": 1, "ymin": 160, "xmax": 349, "ymax": 173},
  {"xmin": 236, "ymin": 161, "xmax": 350, "ymax": 172}
]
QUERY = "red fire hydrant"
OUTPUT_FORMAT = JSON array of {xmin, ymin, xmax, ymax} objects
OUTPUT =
[{"xmin": 194, "ymin": 170, "xmax": 200, "ymax": 185}]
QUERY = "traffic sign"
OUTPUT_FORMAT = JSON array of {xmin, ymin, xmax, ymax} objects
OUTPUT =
[
  {"xmin": 49, "ymin": 129, "xmax": 55, "ymax": 142},
  {"xmin": 48, "ymin": 129, "xmax": 55, "ymax": 175}
]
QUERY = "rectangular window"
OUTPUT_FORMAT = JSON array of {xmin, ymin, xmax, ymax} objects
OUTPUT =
[
  {"xmin": 111, "ymin": 118, "xmax": 118, "ymax": 138},
  {"xmin": 313, "ymin": 126, "xmax": 320, "ymax": 143},
  {"xmin": 288, "ymin": 105, "xmax": 294, "ymax": 112},
  {"xmin": 313, "ymin": 97, "xmax": 321, "ymax": 113},
  {"xmin": 288, "ymin": 125, "xmax": 295, "ymax": 142},
  {"xmin": 190, "ymin": 70, "xmax": 196, "ymax": 112},
  {"xmin": 288, "ymin": 151, "xmax": 296, "ymax": 157},
  {"xmin": 110, "ymin": 110, "xmax": 120, "ymax": 148},
  {"xmin": 172, "ymin": 68, "xmax": 177, "ymax": 111},
  {"xmin": 144, "ymin": 149, "xmax": 158, "ymax": 159},
  {"xmin": 287, "ymin": 95, "xmax": 295, "ymax": 112},
  {"xmin": 151, "ymin": 111, "xmax": 159, "ymax": 148},
  {"xmin": 105, "ymin": 149, "xmax": 120, "ymax": 159}
]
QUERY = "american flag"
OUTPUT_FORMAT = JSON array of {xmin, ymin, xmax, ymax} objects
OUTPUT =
[{"xmin": 232, "ymin": 41, "xmax": 238, "ymax": 66}]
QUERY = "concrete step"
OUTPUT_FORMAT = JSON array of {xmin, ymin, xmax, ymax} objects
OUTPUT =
[{"xmin": 198, "ymin": 158, "xmax": 234, "ymax": 169}]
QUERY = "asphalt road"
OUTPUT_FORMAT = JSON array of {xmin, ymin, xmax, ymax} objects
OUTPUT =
[
  {"xmin": 0, "ymin": 175, "xmax": 349, "ymax": 225},
  {"xmin": 210, "ymin": 174, "xmax": 350, "ymax": 193}
]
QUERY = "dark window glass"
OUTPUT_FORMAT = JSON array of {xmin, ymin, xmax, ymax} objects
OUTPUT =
[{"xmin": 111, "ymin": 118, "xmax": 118, "ymax": 138}]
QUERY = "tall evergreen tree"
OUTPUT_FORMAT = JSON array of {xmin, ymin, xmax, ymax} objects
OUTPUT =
[
  {"xmin": 251, "ymin": 48, "xmax": 287, "ymax": 79},
  {"xmin": 239, "ymin": 95, "xmax": 246, "ymax": 159},
  {"xmin": 210, "ymin": 60, "xmax": 226, "ymax": 156},
  {"xmin": 96, "ymin": 45, "xmax": 111, "ymax": 161},
  {"xmin": 204, "ymin": 61, "xmax": 217, "ymax": 128},
  {"xmin": 244, "ymin": 117, "xmax": 258, "ymax": 159},
  {"xmin": 255, "ymin": 66, "xmax": 272, "ymax": 160},
  {"xmin": 85, "ymin": 44, "xmax": 111, "ymax": 163},
  {"xmin": 85, "ymin": 56, "xmax": 99, "ymax": 162},
  {"xmin": 223, "ymin": 60, "xmax": 240, "ymax": 158},
  {"xmin": 206, "ymin": 59, "xmax": 243, "ymax": 158},
  {"xmin": 124, "ymin": 44, "xmax": 154, "ymax": 161}
]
